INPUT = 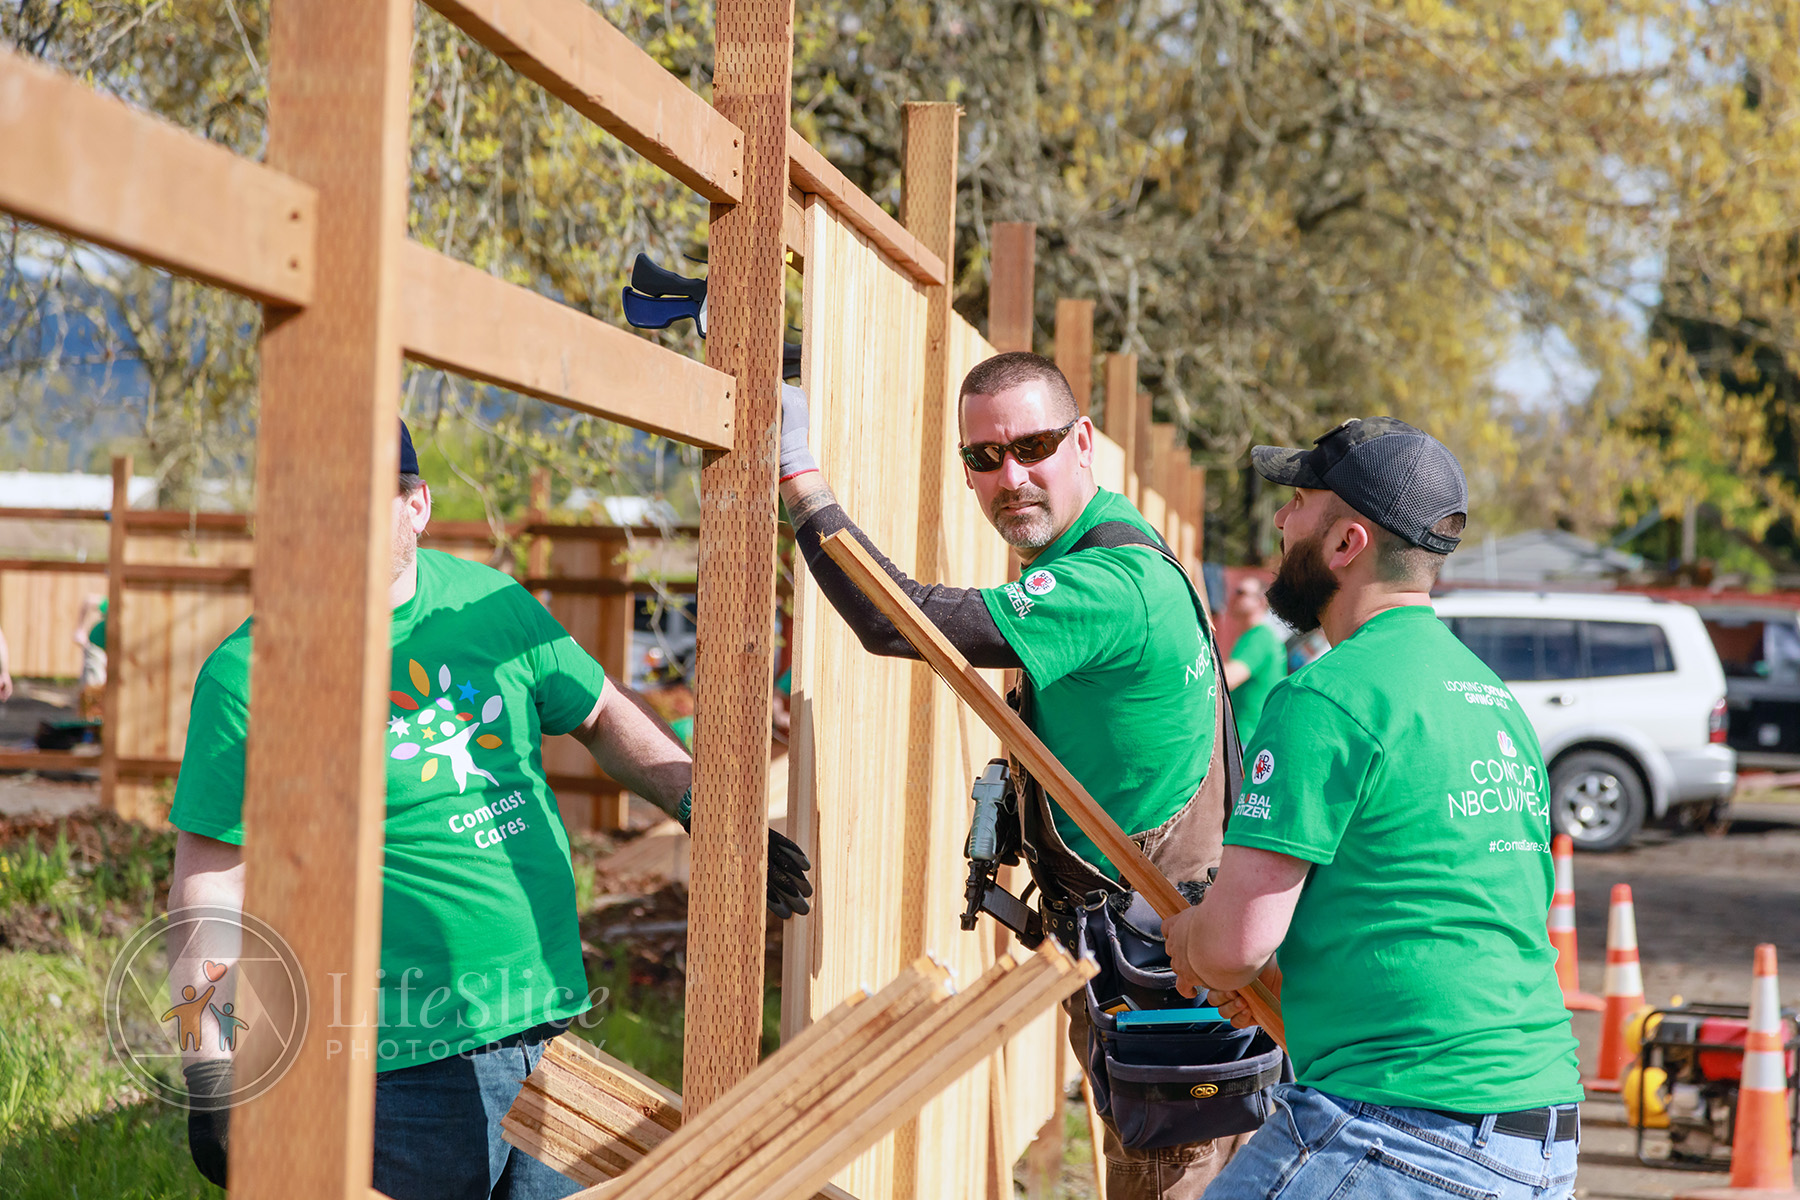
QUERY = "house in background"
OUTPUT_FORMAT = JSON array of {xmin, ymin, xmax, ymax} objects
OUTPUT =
[{"xmin": 1439, "ymin": 529, "xmax": 1645, "ymax": 589}]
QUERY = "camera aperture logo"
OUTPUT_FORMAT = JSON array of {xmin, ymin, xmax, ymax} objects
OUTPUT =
[{"xmin": 105, "ymin": 905, "xmax": 308, "ymax": 1108}]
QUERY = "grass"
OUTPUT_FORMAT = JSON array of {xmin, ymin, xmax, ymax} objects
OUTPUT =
[{"xmin": 0, "ymin": 812, "xmax": 775, "ymax": 1198}]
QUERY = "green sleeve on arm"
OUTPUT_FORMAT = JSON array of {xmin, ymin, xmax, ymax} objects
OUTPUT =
[
  {"xmin": 978, "ymin": 554, "xmax": 1146, "ymax": 689},
  {"xmin": 167, "ymin": 651, "xmax": 252, "ymax": 847},
  {"xmin": 1225, "ymin": 682, "xmax": 1381, "ymax": 865},
  {"xmin": 523, "ymin": 591, "xmax": 610, "ymax": 737}
]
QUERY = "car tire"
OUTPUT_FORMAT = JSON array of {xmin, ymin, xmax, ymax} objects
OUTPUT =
[{"xmin": 1550, "ymin": 750, "xmax": 1647, "ymax": 852}]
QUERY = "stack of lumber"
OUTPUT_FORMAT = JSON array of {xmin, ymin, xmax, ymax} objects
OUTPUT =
[
  {"xmin": 500, "ymin": 1038, "xmax": 687, "ymax": 1186},
  {"xmin": 513, "ymin": 942, "xmax": 1091, "ymax": 1200}
]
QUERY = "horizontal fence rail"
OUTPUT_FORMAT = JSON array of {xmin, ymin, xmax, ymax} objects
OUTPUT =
[{"xmin": 0, "ymin": 47, "xmax": 317, "ymax": 307}]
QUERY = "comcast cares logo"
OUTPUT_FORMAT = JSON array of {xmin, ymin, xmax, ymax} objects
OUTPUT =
[
  {"xmin": 1022, "ymin": 568, "xmax": 1057, "ymax": 596},
  {"xmin": 1250, "ymin": 749, "xmax": 1275, "ymax": 785},
  {"xmin": 388, "ymin": 660, "xmax": 507, "ymax": 793},
  {"xmin": 1497, "ymin": 730, "xmax": 1518, "ymax": 759},
  {"xmin": 105, "ymin": 906, "xmax": 307, "ymax": 1108}
]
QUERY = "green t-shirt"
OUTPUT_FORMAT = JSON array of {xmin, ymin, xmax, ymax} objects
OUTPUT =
[
  {"xmin": 169, "ymin": 549, "xmax": 608, "ymax": 1072},
  {"xmin": 1227, "ymin": 622, "xmax": 1286, "ymax": 743},
  {"xmin": 980, "ymin": 489, "xmax": 1216, "ymax": 876},
  {"xmin": 1225, "ymin": 605, "xmax": 1581, "ymax": 1111}
]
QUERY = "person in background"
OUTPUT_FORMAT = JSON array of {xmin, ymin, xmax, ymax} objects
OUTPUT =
[
  {"xmin": 0, "ymin": 622, "xmax": 13, "ymax": 702},
  {"xmin": 1221, "ymin": 577, "xmax": 1285, "ymax": 743},
  {"xmin": 73, "ymin": 594, "xmax": 107, "ymax": 718}
]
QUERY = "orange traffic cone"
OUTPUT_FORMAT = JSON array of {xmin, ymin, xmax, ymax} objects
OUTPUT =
[
  {"xmin": 1586, "ymin": 883, "xmax": 1646, "ymax": 1092},
  {"xmin": 1549, "ymin": 835, "xmax": 1604, "ymax": 1012},
  {"xmin": 1675, "ymin": 944, "xmax": 1800, "ymax": 1199}
]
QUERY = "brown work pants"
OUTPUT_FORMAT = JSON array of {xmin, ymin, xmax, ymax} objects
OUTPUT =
[{"xmin": 1065, "ymin": 998, "xmax": 1249, "ymax": 1200}]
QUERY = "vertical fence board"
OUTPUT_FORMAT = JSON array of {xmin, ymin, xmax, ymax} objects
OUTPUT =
[
  {"xmin": 234, "ymin": 0, "xmax": 414, "ymax": 1193},
  {"xmin": 685, "ymin": 0, "xmax": 792, "ymax": 1114},
  {"xmin": 1054, "ymin": 298, "xmax": 1095, "ymax": 418}
]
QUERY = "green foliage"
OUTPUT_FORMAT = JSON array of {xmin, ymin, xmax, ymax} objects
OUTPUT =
[{"xmin": 7, "ymin": 0, "xmax": 1800, "ymax": 555}]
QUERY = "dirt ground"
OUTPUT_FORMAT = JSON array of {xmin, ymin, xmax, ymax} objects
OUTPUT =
[{"xmin": 2, "ymin": 759, "xmax": 1796, "ymax": 1196}]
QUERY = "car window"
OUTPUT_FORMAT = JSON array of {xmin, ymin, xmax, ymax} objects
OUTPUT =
[
  {"xmin": 1583, "ymin": 620, "xmax": 1673, "ymax": 677},
  {"xmin": 1446, "ymin": 617, "xmax": 1582, "ymax": 681},
  {"xmin": 1768, "ymin": 619, "xmax": 1800, "ymax": 680}
]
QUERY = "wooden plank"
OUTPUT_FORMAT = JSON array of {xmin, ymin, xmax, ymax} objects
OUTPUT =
[
  {"xmin": 99, "ymin": 456, "xmax": 129, "ymax": 815},
  {"xmin": 1054, "ymin": 299, "xmax": 1095, "ymax": 417},
  {"xmin": 0, "ymin": 507, "xmax": 107, "ymax": 523},
  {"xmin": 986, "ymin": 223, "xmax": 1035, "ymax": 354},
  {"xmin": 684, "ymin": 0, "xmax": 793, "ymax": 1115},
  {"xmin": 0, "ymin": 751, "xmax": 102, "ymax": 772},
  {"xmin": 119, "ymin": 563, "xmax": 253, "ymax": 587},
  {"xmin": 521, "ymin": 523, "xmax": 701, "ymax": 542},
  {"xmin": 520, "ymin": 576, "xmax": 696, "ymax": 596},
  {"xmin": 422, "ymin": 0, "xmax": 743, "ymax": 203},
  {"xmin": 401, "ymin": 242, "xmax": 734, "ymax": 451},
  {"xmin": 818, "ymin": 529, "xmax": 1288, "ymax": 1046},
  {"xmin": 0, "ymin": 47, "xmax": 316, "ymax": 307},
  {"xmin": 1102, "ymin": 355, "xmax": 1138, "ymax": 501},
  {"xmin": 786, "ymin": 185, "xmax": 807, "ymax": 270},
  {"xmin": 0, "ymin": 558, "xmax": 107, "ymax": 574},
  {"xmin": 1134, "ymin": 391, "xmax": 1155, "ymax": 490},
  {"xmin": 1190, "ymin": 466, "xmax": 1207, "ymax": 563},
  {"xmin": 233, "ymin": 0, "xmax": 414, "ymax": 1193},
  {"xmin": 787, "ymin": 130, "xmax": 945, "ymax": 288},
  {"xmin": 892, "ymin": 98, "xmax": 966, "ymax": 1200},
  {"xmin": 723, "ymin": 948, "xmax": 1095, "ymax": 1200}
]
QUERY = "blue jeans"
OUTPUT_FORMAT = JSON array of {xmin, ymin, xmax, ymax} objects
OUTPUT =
[
  {"xmin": 1202, "ymin": 1086, "xmax": 1578, "ymax": 1200},
  {"xmin": 372, "ymin": 1021, "xmax": 579, "ymax": 1200}
]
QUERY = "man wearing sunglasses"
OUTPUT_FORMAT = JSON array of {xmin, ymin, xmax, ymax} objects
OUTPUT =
[{"xmin": 779, "ymin": 351, "xmax": 1239, "ymax": 1200}]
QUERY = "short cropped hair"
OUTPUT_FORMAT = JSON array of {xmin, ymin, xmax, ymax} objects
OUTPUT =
[
  {"xmin": 958, "ymin": 352, "xmax": 1080, "ymax": 427},
  {"xmin": 1372, "ymin": 513, "xmax": 1466, "ymax": 587},
  {"xmin": 399, "ymin": 473, "xmax": 425, "ymax": 498}
]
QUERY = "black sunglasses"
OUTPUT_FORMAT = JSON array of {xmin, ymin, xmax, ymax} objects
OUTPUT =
[{"xmin": 958, "ymin": 418, "xmax": 1080, "ymax": 473}]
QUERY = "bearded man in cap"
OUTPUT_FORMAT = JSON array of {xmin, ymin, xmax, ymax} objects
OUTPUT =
[{"xmin": 1163, "ymin": 417, "xmax": 1583, "ymax": 1200}]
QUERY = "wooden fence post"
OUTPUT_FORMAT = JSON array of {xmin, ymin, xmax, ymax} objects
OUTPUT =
[
  {"xmin": 1054, "ymin": 299, "xmax": 1094, "ymax": 417},
  {"xmin": 1102, "ymin": 354, "xmax": 1138, "ymax": 502},
  {"xmin": 1190, "ymin": 466, "xmax": 1207, "ymax": 565},
  {"xmin": 1134, "ymin": 390, "xmax": 1155, "ymax": 495},
  {"xmin": 99, "ymin": 454, "xmax": 128, "ymax": 816},
  {"xmin": 988, "ymin": 222, "xmax": 1035, "ymax": 354},
  {"xmin": 686, "ymin": 0, "xmax": 793, "ymax": 1114},
  {"xmin": 891, "ymin": 98, "xmax": 963, "ymax": 1200},
  {"xmin": 232, "ymin": 0, "xmax": 413, "ymax": 1194}
]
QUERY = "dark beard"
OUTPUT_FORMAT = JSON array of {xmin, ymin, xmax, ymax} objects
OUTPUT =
[{"xmin": 1266, "ymin": 532, "xmax": 1339, "ymax": 634}]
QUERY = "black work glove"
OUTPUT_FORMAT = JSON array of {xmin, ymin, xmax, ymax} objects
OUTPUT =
[
  {"xmin": 766, "ymin": 828, "xmax": 814, "ymax": 919},
  {"xmin": 183, "ymin": 1059, "xmax": 232, "ymax": 1188},
  {"xmin": 677, "ymin": 786, "xmax": 814, "ymax": 919}
]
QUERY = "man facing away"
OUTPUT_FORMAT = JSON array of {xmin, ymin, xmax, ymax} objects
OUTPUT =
[
  {"xmin": 1163, "ymin": 417, "xmax": 1583, "ymax": 1200},
  {"xmin": 165, "ymin": 420, "xmax": 811, "ymax": 1199},
  {"xmin": 780, "ymin": 351, "xmax": 1240, "ymax": 1200}
]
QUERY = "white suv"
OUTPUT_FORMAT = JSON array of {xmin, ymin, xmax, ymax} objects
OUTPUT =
[{"xmin": 1431, "ymin": 591, "xmax": 1735, "ymax": 851}]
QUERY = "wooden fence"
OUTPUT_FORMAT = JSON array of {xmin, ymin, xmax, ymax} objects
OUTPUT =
[
  {"xmin": 0, "ymin": 478, "xmax": 694, "ymax": 831},
  {"xmin": 2, "ymin": 4, "xmax": 1207, "ymax": 1197}
]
